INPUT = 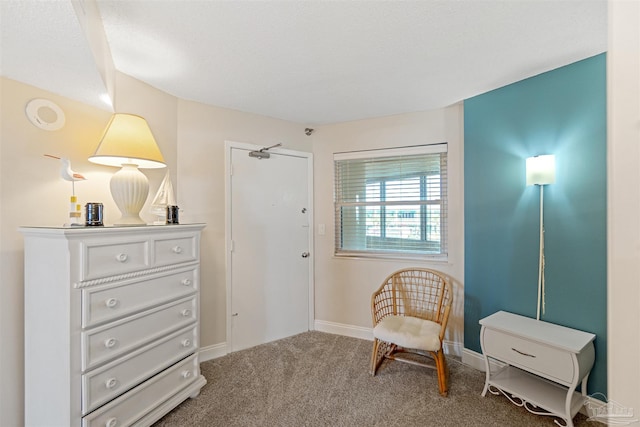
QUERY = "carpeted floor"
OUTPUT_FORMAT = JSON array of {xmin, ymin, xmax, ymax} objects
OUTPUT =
[{"xmin": 153, "ymin": 331, "xmax": 603, "ymax": 427}]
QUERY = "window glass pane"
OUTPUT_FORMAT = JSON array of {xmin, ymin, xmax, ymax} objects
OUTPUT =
[
  {"xmin": 385, "ymin": 205, "xmax": 421, "ymax": 240},
  {"xmin": 365, "ymin": 206, "xmax": 381, "ymax": 237},
  {"xmin": 426, "ymin": 205, "xmax": 441, "ymax": 242}
]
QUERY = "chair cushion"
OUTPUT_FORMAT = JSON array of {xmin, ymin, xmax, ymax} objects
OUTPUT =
[{"xmin": 373, "ymin": 315, "xmax": 442, "ymax": 352}]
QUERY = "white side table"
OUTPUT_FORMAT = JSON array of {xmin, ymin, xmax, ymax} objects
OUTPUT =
[{"xmin": 480, "ymin": 311, "xmax": 595, "ymax": 427}]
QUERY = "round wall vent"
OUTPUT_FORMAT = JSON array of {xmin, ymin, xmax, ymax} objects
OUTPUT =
[{"xmin": 25, "ymin": 98, "xmax": 65, "ymax": 131}]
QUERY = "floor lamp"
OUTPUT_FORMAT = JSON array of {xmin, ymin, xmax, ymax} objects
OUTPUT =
[{"xmin": 526, "ymin": 155, "xmax": 556, "ymax": 321}]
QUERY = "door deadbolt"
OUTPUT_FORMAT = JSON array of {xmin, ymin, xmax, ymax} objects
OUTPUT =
[{"xmin": 301, "ymin": 252, "xmax": 310, "ymax": 258}]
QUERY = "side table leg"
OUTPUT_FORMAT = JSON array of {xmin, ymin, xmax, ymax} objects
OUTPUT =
[{"xmin": 481, "ymin": 355, "xmax": 491, "ymax": 397}]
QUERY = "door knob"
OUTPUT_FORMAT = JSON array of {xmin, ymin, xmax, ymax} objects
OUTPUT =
[{"xmin": 301, "ymin": 252, "xmax": 310, "ymax": 258}]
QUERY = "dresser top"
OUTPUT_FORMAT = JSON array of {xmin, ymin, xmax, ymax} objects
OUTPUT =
[
  {"xmin": 480, "ymin": 311, "xmax": 595, "ymax": 353},
  {"xmin": 19, "ymin": 223, "xmax": 206, "ymax": 237}
]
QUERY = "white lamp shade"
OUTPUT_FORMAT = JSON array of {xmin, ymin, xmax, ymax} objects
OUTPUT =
[
  {"xmin": 526, "ymin": 155, "xmax": 556, "ymax": 186},
  {"xmin": 89, "ymin": 113, "xmax": 166, "ymax": 169}
]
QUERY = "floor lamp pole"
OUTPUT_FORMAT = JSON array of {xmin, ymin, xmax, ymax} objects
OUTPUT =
[{"xmin": 536, "ymin": 185, "xmax": 545, "ymax": 321}]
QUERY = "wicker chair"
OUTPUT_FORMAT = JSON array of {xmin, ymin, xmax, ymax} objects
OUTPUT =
[{"xmin": 370, "ymin": 268, "xmax": 453, "ymax": 396}]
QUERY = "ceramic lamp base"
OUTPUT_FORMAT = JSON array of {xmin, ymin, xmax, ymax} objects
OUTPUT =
[{"xmin": 110, "ymin": 163, "xmax": 148, "ymax": 225}]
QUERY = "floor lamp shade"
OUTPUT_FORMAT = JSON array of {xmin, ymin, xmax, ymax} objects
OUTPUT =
[
  {"xmin": 526, "ymin": 155, "xmax": 556, "ymax": 186},
  {"xmin": 89, "ymin": 113, "xmax": 166, "ymax": 225}
]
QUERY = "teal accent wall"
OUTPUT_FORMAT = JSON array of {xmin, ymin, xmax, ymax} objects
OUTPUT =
[{"xmin": 464, "ymin": 54, "xmax": 607, "ymax": 395}]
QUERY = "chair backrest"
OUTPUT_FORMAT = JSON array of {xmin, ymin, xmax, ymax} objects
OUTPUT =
[{"xmin": 372, "ymin": 268, "xmax": 453, "ymax": 336}]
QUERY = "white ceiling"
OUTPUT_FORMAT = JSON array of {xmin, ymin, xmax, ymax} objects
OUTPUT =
[{"xmin": 1, "ymin": 0, "xmax": 607, "ymax": 125}]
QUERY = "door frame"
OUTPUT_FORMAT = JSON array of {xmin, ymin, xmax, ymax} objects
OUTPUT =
[{"xmin": 224, "ymin": 140, "xmax": 315, "ymax": 352}]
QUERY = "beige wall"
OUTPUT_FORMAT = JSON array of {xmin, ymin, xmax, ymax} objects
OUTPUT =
[
  {"xmin": 607, "ymin": 0, "xmax": 640, "ymax": 421},
  {"xmin": 113, "ymin": 72, "xmax": 179, "ymax": 205},
  {"xmin": 311, "ymin": 105, "xmax": 465, "ymax": 353},
  {"xmin": 0, "ymin": 77, "xmax": 112, "ymax": 426}
]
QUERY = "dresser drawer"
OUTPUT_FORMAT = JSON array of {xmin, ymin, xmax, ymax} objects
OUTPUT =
[
  {"xmin": 82, "ymin": 296, "xmax": 197, "ymax": 371},
  {"xmin": 82, "ymin": 267, "xmax": 197, "ymax": 328},
  {"xmin": 482, "ymin": 328, "xmax": 575, "ymax": 384},
  {"xmin": 154, "ymin": 235, "xmax": 197, "ymax": 267},
  {"xmin": 82, "ymin": 239, "xmax": 150, "ymax": 280},
  {"xmin": 82, "ymin": 354, "xmax": 200, "ymax": 427},
  {"xmin": 82, "ymin": 325, "xmax": 197, "ymax": 414}
]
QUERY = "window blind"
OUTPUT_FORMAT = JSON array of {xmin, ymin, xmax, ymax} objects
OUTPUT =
[{"xmin": 334, "ymin": 144, "xmax": 448, "ymax": 257}]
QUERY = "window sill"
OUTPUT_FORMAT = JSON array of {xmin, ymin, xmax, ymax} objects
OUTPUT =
[{"xmin": 333, "ymin": 252, "xmax": 449, "ymax": 264}]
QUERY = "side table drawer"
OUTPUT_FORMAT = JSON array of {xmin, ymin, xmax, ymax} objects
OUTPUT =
[
  {"xmin": 82, "ymin": 296, "xmax": 197, "ymax": 371},
  {"xmin": 82, "ymin": 267, "xmax": 197, "ymax": 328},
  {"xmin": 82, "ymin": 354, "xmax": 200, "ymax": 427},
  {"xmin": 482, "ymin": 328, "xmax": 574, "ymax": 384},
  {"xmin": 82, "ymin": 325, "xmax": 197, "ymax": 414}
]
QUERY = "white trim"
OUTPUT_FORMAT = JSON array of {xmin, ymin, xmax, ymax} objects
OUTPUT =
[
  {"xmin": 334, "ymin": 142, "xmax": 447, "ymax": 160},
  {"xmin": 224, "ymin": 140, "xmax": 314, "ymax": 353},
  {"xmin": 314, "ymin": 319, "xmax": 373, "ymax": 341},
  {"xmin": 314, "ymin": 319, "xmax": 463, "ymax": 357},
  {"xmin": 199, "ymin": 342, "xmax": 227, "ymax": 362},
  {"xmin": 582, "ymin": 395, "xmax": 615, "ymax": 422},
  {"xmin": 462, "ymin": 347, "xmax": 505, "ymax": 372},
  {"xmin": 443, "ymin": 340, "xmax": 463, "ymax": 358},
  {"xmin": 224, "ymin": 142, "xmax": 233, "ymax": 353}
]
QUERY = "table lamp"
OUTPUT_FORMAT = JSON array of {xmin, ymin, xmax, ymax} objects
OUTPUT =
[{"xmin": 89, "ymin": 113, "xmax": 166, "ymax": 225}]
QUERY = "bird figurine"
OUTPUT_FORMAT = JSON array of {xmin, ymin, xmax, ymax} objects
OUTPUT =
[
  {"xmin": 44, "ymin": 154, "xmax": 87, "ymax": 226},
  {"xmin": 44, "ymin": 154, "xmax": 86, "ymax": 181}
]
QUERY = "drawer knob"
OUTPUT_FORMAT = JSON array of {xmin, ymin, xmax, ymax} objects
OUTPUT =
[
  {"xmin": 181, "ymin": 370, "xmax": 192, "ymax": 379},
  {"xmin": 172, "ymin": 246, "xmax": 183, "ymax": 254},
  {"xmin": 105, "ymin": 298, "xmax": 119, "ymax": 309},
  {"xmin": 181, "ymin": 309, "xmax": 192, "ymax": 317},
  {"xmin": 105, "ymin": 418, "xmax": 119, "ymax": 427},
  {"xmin": 182, "ymin": 339, "xmax": 192, "ymax": 348},
  {"xmin": 181, "ymin": 278, "xmax": 192, "ymax": 286},
  {"xmin": 105, "ymin": 377, "xmax": 118, "ymax": 389},
  {"xmin": 115, "ymin": 253, "xmax": 128, "ymax": 263},
  {"xmin": 104, "ymin": 338, "xmax": 118, "ymax": 349}
]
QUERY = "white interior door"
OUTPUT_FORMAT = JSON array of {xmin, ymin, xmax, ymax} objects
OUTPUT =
[{"xmin": 227, "ymin": 142, "xmax": 312, "ymax": 352}]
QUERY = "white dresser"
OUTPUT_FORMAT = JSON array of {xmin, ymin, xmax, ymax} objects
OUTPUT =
[
  {"xmin": 479, "ymin": 311, "xmax": 595, "ymax": 427},
  {"xmin": 21, "ymin": 224, "xmax": 206, "ymax": 427}
]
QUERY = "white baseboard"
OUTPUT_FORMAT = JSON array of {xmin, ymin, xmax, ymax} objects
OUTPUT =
[
  {"xmin": 198, "ymin": 322, "xmax": 466, "ymax": 362},
  {"xmin": 582, "ymin": 394, "xmax": 612, "ymax": 421},
  {"xmin": 199, "ymin": 342, "xmax": 227, "ymax": 362},
  {"xmin": 314, "ymin": 319, "xmax": 373, "ymax": 341},
  {"xmin": 462, "ymin": 347, "xmax": 492, "ymax": 372},
  {"xmin": 314, "ymin": 319, "xmax": 464, "ymax": 358}
]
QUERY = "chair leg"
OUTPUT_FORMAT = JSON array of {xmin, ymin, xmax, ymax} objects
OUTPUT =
[
  {"xmin": 434, "ymin": 349, "xmax": 448, "ymax": 396},
  {"xmin": 370, "ymin": 338, "xmax": 381, "ymax": 375}
]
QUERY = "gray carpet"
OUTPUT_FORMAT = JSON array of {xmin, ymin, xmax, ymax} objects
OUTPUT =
[{"xmin": 153, "ymin": 331, "xmax": 603, "ymax": 426}]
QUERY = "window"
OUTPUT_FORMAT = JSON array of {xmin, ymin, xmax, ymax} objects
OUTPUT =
[{"xmin": 334, "ymin": 144, "xmax": 447, "ymax": 258}]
